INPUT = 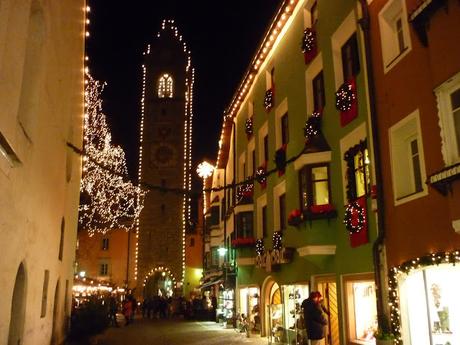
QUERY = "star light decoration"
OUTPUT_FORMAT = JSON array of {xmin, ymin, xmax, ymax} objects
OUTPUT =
[{"xmin": 79, "ymin": 73, "xmax": 146, "ymax": 236}]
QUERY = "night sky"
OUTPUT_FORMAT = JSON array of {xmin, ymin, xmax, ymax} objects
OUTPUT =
[{"xmin": 86, "ymin": 1, "xmax": 283, "ymax": 179}]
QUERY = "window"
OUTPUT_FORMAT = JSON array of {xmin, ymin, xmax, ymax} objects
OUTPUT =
[
  {"xmin": 279, "ymin": 194, "xmax": 286, "ymax": 231},
  {"xmin": 299, "ymin": 164, "xmax": 331, "ymax": 211},
  {"xmin": 281, "ymin": 113, "xmax": 289, "ymax": 145},
  {"xmin": 190, "ymin": 238, "xmax": 195, "ymax": 247},
  {"xmin": 341, "ymin": 33, "xmax": 360, "ymax": 81},
  {"xmin": 263, "ymin": 135, "xmax": 269, "ymax": 163},
  {"xmin": 354, "ymin": 148, "xmax": 370, "ymax": 198},
  {"xmin": 210, "ymin": 205, "xmax": 219, "ymax": 226},
  {"xmin": 221, "ymin": 198, "xmax": 226, "ymax": 221},
  {"xmin": 251, "ymin": 150, "xmax": 256, "ymax": 177},
  {"xmin": 378, "ymin": 0, "xmax": 411, "ymax": 72},
  {"xmin": 311, "ymin": 1, "xmax": 318, "ymax": 27},
  {"xmin": 102, "ymin": 238, "xmax": 109, "ymax": 251},
  {"xmin": 389, "ymin": 110, "xmax": 427, "ymax": 204},
  {"xmin": 236, "ymin": 212, "xmax": 254, "ymax": 238},
  {"xmin": 344, "ymin": 277, "xmax": 378, "ymax": 344},
  {"xmin": 344, "ymin": 140, "xmax": 370, "ymax": 202},
  {"xmin": 100, "ymin": 263, "xmax": 109, "ymax": 276},
  {"xmin": 58, "ymin": 218, "xmax": 65, "ymax": 260},
  {"xmin": 304, "ymin": 0, "xmax": 318, "ymax": 28},
  {"xmin": 40, "ymin": 270, "xmax": 50, "ymax": 317},
  {"xmin": 211, "ymin": 247, "xmax": 219, "ymax": 267},
  {"xmin": 262, "ymin": 205, "xmax": 267, "ymax": 238},
  {"xmin": 398, "ymin": 264, "xmax": 460, "ymax": 345},
  {"xmin": 435, "ymin": 72, "xmax": 460, "ymax": 165},
  {"xmin": 157, "ymin": 73, "xmax": 173, "ymax": 98},
  {"xmin": 312, "ymin": 71, "xmax": 325, "ymax": 111}
]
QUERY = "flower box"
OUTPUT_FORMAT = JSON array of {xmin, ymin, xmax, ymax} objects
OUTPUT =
[
  {"xmin": 288, "ymin": 209, "xmax": 304, "ymax": 227},
  {"xmin": 303, "ymin": 204, "xmax": 337, "ymax": 221},
  {"xmin": 231, "ymin": 237, "xmax": 256, "ymax": 248}
]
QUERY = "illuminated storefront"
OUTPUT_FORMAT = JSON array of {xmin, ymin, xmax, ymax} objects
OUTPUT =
[
  {"xmin": 397, "ymin": 264, "xmax": 460, "ymax": 345},
  {"xmin": 282, "ymin": 284, "xmax": 309, "ymax": 345},
  {"xmin": 239, "ymin": 286, "xmax": 261, "ymax": 333},
  {"xmin": 344, "ymin": 275, "xmax": 377, "ymax": 344}
]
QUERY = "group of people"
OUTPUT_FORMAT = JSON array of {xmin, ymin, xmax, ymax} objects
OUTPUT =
[
  {"xmin": 141, "ymin": 296, "xmax": 180, "ymax": 319},
  {"xmin": 301, "ymin": 291, "xmax": 329, "ymax": 345},
  {"xmin": 107, "ymin": 294, "xmax": 137, "ymax": 327}
]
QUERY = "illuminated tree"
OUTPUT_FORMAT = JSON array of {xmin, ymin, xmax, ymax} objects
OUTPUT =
[{"xmin": 79, "ymin": 73, "xmax": 146, "ymax": 236}]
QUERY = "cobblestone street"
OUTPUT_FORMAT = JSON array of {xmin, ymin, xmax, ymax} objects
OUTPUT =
[{"xmin": 91, "ymin": 318, "xmax": 267, "ymax": 345}]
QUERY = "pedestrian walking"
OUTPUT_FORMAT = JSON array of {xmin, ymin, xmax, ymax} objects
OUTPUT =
[
  {"xmin": 122, "ymin": 298, "xmax": 133, "ymax": 326},
  {"xmin": 108, "ymin": 296, "xmax": 119, "ymax": 327}
]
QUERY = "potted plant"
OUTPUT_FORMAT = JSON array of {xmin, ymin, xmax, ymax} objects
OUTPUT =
[{"xmin": 288, "ymin": 209, "xmax": 303, "ymax": 226}]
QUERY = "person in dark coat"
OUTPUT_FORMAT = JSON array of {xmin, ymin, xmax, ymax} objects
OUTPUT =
[{"xmin": 301, "ymin": 291, "xmax": 328, "ymax": 345}]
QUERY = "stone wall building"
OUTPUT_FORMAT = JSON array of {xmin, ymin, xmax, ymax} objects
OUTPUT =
[{"xmin": 0, "ymin": 1, "xmax": 85, "ymax": 344}]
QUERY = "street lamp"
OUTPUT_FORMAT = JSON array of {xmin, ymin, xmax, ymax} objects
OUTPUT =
[
  {"xmin": 196, "ymin": 160, "xmax": 214, "ymax": 274},
  {"xmin": 196, "ymin": 161, "xmax": 214, "ymax": 215}
]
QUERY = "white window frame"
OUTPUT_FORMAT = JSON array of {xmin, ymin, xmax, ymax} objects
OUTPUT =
[
  {"xmin": 273, "ymin": 180, "xmax": 286, "ymax": 232},
  {"xmin": 435, "ymin": 71, "xmax": 460, "ymax": 166},
  {"xmin": 258, "ymin": 121, "xmax": 269, "ymax": 166},
  {"xmin": 331, "ymin": 10, "xmax": 360, "ymax": 89},
  {"xmin": 342, "ymin": 273, "xmax": 377, "ymax": 345},
  {"xmin": 248, "ymin": 138, "xmax": 256, "ymax": 177},
  {"xmin": 378, "ymin": 0, "xmax": 411, "ymax": 74},
  {"xmin": 303, "ymin": 0, "xmax": 318, "ymax": 28},
  {"xmin": 305, "ymin": 53, "xmax": 324, "ymax": 115},
  {"xmin": 239, "ymin": 151, "xmax": 246, "ymax": 182},
  {"xmin": 389, "ymin": 109, "xmax": 428, "ymax": 205},
  {"xmin": 275, "ymin": 98, "xmax": 288, "ymax": 149},
  {"xmin": 256, "ymin": 194, "xmax": 267, "ymax": 239},
  {"xmin": 339, "ymin": 123, "xmax": 367, "ymax": 205}
]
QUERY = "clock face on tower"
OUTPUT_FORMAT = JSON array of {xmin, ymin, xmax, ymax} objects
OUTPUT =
[{"xmin": 150, "ymin": 143, "xmax": 177, "ymax": 168}]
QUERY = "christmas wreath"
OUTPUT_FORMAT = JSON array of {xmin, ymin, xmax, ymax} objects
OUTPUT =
[
  {"xmin": 335, "ymin": 81, "xmax": 356, "ymax": 112},
  {"xmin": 343, "ymin": 201, "xmax": 365, "ymax": 234}
]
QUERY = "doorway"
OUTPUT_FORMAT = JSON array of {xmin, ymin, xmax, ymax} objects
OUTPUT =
[
  {"xmin": 8, "ymin": 263, "xmax": 27, "ymax": 345},
  {"xmin": 316, "ymin": 277, "xmax": 339, "ymax": 345}
]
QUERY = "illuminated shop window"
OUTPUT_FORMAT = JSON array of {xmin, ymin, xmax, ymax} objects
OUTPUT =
[
  {"xmin": 157, "ymin": 73, "xmax": 173, "ymax": 98},
  {"xmin": 345, "ymin": 278, "xmax": 377, "ymax": 344},
  {"xmin": 399, "ymin": 264, "xmax": 460, "ymax": 345}
]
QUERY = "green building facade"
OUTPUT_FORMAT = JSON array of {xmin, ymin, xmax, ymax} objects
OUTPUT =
[{"xmin": 204, "ymin": 1, "xmax": 380, "ymax": 344}]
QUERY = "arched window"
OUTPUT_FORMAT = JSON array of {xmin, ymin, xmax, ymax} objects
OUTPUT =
[{"xmin": 157, "ymin": 74, "xmax": 173, "ymax": 98}]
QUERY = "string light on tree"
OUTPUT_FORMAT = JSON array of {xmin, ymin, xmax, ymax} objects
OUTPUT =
[
  {"xmin": 79, "ymin": 73, "xmax": 146, "ymax": 236},
  {"xmin": 301, "ymin": 27, "xmax": 316, "ymax": 53},
  {"xmin": 245, "ymin": 117, "xmax": 254, "ymax": 137},
  {"xmin": 304, "ymin": 111, "xmax": 321, "ymax": 140}
]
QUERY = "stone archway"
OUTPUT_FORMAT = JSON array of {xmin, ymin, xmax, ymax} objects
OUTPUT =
[
  {"xmin": 50, "ymin": 279, "xmax": 60, "ymax": 345},
  {"xmin": 142, "ymin": 266, "xmax": 178, "ymax": 298},
  {"xmin": 8, "ymin": 263, "xmax": 27, "ymax": 345},
  {"xmin": 260, "ymin": 275, "xmax": 277, "ymax": 337}
]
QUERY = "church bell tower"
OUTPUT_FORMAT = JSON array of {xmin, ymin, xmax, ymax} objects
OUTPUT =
[{"xmin": 136, "ymin": 20, "xmax": 193, "ymax": 296}]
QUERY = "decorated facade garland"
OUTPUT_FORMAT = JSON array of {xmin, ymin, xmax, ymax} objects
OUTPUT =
[
  {"xmin": 255, "ymin": 239, "xmax": 265, "ymax": 256},
  {"xmin": 387, "ymin": 250, "xmax": 460, "ymax": 344},
  {"xmin": 236, "ymin": 180, "xmax": 254, "ymax": 203},
  {"xmin": 303, "ymin": 111, "xmax": 322, "ymax": 141},
  {"xmin": 343, "ymin": 201, "xmax": 365, "ymax": 234},
  {"xmin": 256, "ymin": 166, "xmax": 267, "ymax": 187},
  {"xmin": 273, "ymin": 231, "xmax": 283, "ymax": 250},
  {"xmin": 335, "ymin": 80, "xmax": 356, "ymax": 112},
  {"xmin": 264, "ymin": 89, "xmax": 274, "ymax": 111},
  {"xmin": 245, "ymin": 117, "xmax": 254, "ymax": 137}
]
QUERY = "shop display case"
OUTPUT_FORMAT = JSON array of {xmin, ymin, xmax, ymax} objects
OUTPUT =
[
  {"xmin": 282, "ymin": 284, "xmax": 309, "ymax": 345},
  {"xmin": 268, "ymin": 303, "xmax": 285, "ymax": 344}
]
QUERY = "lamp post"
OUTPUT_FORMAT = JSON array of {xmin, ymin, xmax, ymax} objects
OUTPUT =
[{"xmin": 196, "ymin": 161, "xmax": 214, "ymax": 272}]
